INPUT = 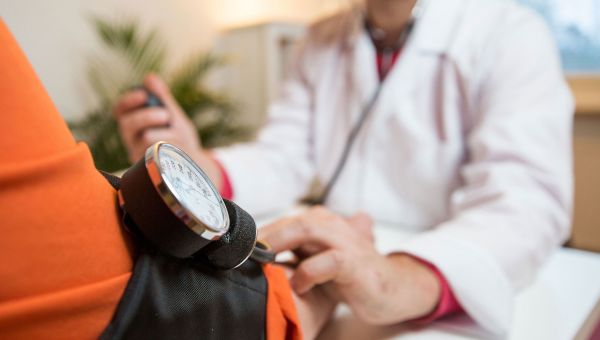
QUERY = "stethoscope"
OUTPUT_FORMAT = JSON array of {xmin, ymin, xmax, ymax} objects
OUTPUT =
[{"xmin": 304, "ymin": 0, "xmax": 426, "ymax": 205}]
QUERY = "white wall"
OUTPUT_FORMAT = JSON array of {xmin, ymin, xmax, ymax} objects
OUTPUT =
[{"xmin": 0, "ymin": 0, "xmax": 344, "ymax": 120}]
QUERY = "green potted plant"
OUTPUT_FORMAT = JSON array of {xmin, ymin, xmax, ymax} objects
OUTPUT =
[{"xmin": 69, "ymin": 17, "xmax": 254, "ymax": 172}]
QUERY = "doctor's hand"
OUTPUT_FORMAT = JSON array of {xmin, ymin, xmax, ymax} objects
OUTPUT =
[
  {"xmin": 113, "ymin": 74, "xmax": 223, "ymax": 188},
  {"xmin": 259, "ymin": 207, "xmax": 441, "ymax": 325}
]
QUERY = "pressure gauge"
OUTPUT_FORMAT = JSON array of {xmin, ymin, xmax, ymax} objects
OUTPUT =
[
  {"xmin": 118, "ymin": 142, "xmax": 231, "ymax": 258},
  {"xmin": 157, "ymin": 143, "xmax": 228, "ymax": 233}
]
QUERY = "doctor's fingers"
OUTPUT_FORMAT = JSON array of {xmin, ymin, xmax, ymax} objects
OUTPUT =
[
  {"xmin": 290, "ymin": 249, "xmax": 356, "ymax": 295},
  {"xmin": 259, "ymin": 218, "xmax": 324, "ymax": 257},
  {"xmin": 118, "ymin": 108, "xmax": 170, "ymax": 153},
  {"xmin": 294, "ymin": 241, "xmax": 327, "ymax": 260},
  {"xmin": 143, "ymin": 74, "xmax": 187, "ymax": 120},
  {"xmin": 137, "ymin": 127, "xmax": 181, "ymax": 148},
  {"xmin": 118, "ymin": 108, "xmax": 170, "ymax": 138},
  {"xmin": 113, "ymin": 89, "xmax": 147, "ymax": 117},
  {"xmin": 259, "ymin": 218, "xmax": 325, "ymax": 255},
  {"xmin": 346, "ymin": 212, "xmax": 375, "ymax": 243},
  {"xmin": 126, "ymin": 128, "xmax": 172, "ymax": 162},
  {"xmin": 260, "ymin": 209, "xmax": 355, "ymax": 253}
]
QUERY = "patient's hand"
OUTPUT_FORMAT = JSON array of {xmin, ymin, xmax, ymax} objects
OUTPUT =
[{"xmin": 286, "ymin": 268, "xmax": 337, "ymax": 340}]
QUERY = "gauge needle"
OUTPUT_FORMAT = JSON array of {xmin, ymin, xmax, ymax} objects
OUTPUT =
[{"xmin": 185, "ymin": 187, "xmax": 221, "ymax": 208}]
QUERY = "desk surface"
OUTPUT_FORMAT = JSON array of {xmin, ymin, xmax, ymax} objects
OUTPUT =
[{"xmin": 313, "ymin": 225, "xmax": 600, "ymax": 340}]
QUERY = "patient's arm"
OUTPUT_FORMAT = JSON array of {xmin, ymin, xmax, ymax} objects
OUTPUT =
[
  {"xmin": 0, "ymin": 20, "xmax": 135, "ymax": 338},
  {"xmin": 0, "ymin": 20, "xmax": 305, "ymax": 339}
]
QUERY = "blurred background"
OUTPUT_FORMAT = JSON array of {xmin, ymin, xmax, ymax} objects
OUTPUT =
[{"xmin": 1, "ymin": 0, "xmax": 599, "ymax": 252}]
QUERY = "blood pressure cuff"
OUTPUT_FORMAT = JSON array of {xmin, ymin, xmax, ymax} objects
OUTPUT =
[
  {"xmin": 99, "ymin": 173, "xmax": 267, "ymax": 340},
  {"xmin": 100, "ymin": 251, "xmax": 267, "ymax": 340}
]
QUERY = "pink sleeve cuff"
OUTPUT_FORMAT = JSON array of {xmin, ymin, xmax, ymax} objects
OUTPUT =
[
  {"xmin": 409, "ymin": 256, "xmax": 463, "ymax": 323},
  {"xmin": 213, "ymin": 158, "xmax": 233, "ymax": 200}
]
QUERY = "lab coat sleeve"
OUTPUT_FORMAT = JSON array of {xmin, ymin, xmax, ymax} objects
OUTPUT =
[
  {"xmin": 392, "ymin": 9, "xmax": 573, "ymax": 334},
  {"xmin": 214, "ymin": 40, "xmax": 316, "ymax": 217}
]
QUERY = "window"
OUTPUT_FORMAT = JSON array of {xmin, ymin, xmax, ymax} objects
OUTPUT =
[{"xmin": 517, "ymin": 0, "xmax": 600, "ymax": 74}]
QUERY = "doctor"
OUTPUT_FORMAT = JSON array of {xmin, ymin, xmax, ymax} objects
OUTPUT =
[{"xmin": 114, "ymin": 0, "xmax": 573, "ymax": 334}]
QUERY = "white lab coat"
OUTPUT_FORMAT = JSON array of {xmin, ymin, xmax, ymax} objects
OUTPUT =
[{"xmin": 216, "ymin": 0, "xmax": 573, "ymax": 334}]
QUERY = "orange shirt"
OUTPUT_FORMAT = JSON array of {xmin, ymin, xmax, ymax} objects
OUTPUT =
[{"xmin": 0, "ymin": 20, "xmax": 300, "ymax": 339}]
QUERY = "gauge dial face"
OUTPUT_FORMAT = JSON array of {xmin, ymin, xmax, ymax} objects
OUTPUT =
[{"xmin": 157, "ymin": 144, "xmax": 227, "ymax": 232}]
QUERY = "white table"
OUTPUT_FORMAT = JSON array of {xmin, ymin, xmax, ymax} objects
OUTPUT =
[
  {"xmin": 257, "ymin": 214, "xmax": 600, "ymax": 340},
  {"xmin": 314, "ymin": 225, "xmax": 600, "ymax": 340}
]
